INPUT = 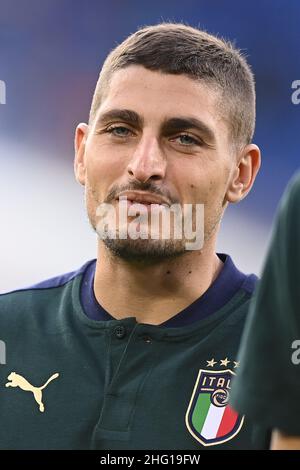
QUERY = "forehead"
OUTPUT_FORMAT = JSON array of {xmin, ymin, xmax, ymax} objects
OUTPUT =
[{"xmin": 97, "ymin": 66, "xmax": 226, "ymax": 136}]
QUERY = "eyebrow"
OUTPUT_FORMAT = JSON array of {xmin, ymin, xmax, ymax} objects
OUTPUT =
[
  {"xmin": 95, "ymin": 108, "xmax": 216, "ymax": 143},
  {"xmin": 161, "ymin": 117, "xmax": 216, "ymax": 143},
  {"xmin": 95, "ymin": 109, "xmax": 144, "ymax": 128}
]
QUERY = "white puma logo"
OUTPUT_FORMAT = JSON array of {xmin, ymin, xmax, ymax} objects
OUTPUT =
[{"xmin": 5, "ymin": 372, "xmax": 59, "ymax": 412}]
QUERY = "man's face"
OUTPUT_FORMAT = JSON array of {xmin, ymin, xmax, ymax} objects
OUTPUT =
[{"xmin": 76, "ymin": 65, "xmax": 236, "ymax": 262}]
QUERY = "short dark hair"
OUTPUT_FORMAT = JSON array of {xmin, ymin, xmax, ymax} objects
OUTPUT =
[{"xmin": 89, "ymin": 23, "xmax": 256, "ymax": 148}]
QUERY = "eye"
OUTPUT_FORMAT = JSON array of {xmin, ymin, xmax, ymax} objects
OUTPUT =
[
  {"xmin": 106, "ymin": 125, "xmax": 133, "ymax": 137},
  {"xmin": 171, "ymin": 134, "xmax": 202, "ymax": 146}
]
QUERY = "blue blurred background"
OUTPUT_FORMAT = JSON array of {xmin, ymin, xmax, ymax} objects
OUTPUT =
[{"xmin": 0, "ymin": 0, "xmax": 299, "ymax": 291}]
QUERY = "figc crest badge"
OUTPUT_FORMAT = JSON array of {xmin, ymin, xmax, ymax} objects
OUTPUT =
[{"xmin": 185, "ymin": 368, "xmax": 244, "ymax": 446}]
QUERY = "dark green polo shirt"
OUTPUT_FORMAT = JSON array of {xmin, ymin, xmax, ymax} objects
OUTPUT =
[
  {"xmin": 0, "ymin": 254, "xmax": 269, "ymax": 449},
  {"xmin": 231, "ymin": 173, "xmax": 300, "ymax": 436}
]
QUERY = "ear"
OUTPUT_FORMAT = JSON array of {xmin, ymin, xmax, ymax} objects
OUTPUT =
[
  {"xmin": 226, "ymin": 144, "xmax": 261, "ymax": 203},
  {"xmin": 74, "ymin": 123, "xmax": 89, "ymax": 186}
]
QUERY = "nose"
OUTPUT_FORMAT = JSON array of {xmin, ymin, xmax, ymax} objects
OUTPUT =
[{"xmin": 127, "ymin": 134, "xmax": 167, "ymax": 183}]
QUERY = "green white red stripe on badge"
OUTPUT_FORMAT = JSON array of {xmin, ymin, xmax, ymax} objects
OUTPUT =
[{"xmin": 192, "ymin": 393, "xmax": 238, "ymax": 439}]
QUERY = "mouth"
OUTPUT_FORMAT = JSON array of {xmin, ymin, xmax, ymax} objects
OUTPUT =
[{"xmin": 116, "ymin": 191, "xmax": 170, "ymax": 207}]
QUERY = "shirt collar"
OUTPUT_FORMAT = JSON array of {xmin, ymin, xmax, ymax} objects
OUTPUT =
[{"xmin": 80, "ymin": 253, "xmax": 251, "ymax": 327}]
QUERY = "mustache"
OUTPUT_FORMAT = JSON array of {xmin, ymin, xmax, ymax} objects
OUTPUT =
[{"xmin": 104, "ymin": 181, "xmax": 179, "ymax": 206}]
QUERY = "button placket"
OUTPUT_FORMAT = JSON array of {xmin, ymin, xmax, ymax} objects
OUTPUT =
[{"xmin": 95, "ymin": 324, "xmax": 158, "ymax": 437}]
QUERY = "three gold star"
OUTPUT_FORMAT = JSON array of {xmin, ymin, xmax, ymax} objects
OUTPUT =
[{"xmin": 206, "ymin": 358, "xmax": 240, "ymax": 368}]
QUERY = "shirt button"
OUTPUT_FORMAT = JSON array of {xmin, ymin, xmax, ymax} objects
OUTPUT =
[
  {"xmin": 114, "ymin": 325, "xmax": 126, "ymax": 339},
  {"xmin": 142, "ymin": 335, "xmax": 152, "ymax": 344}
]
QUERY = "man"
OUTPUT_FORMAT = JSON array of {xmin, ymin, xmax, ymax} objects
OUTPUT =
[
  {"xmin": 230, "ymin": 172, "xmax": 300, "ymax": 450},
  {"xmin": 0, "ymin": 23, "xmax": 266, "ymax": 449}
]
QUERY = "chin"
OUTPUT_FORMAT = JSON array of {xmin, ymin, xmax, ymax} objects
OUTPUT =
[{"xmin": 102, "ymin": 237, "xmax": 186, "ymax": 263}]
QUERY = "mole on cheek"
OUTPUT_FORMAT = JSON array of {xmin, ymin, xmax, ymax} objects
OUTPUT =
[
  {"xmin": 190, "ymin": 184, "xmax": 194, "ymax": 188},
  {"xmin": 166, "ymin": 271, "xmax": 171, "ymax": 275}
]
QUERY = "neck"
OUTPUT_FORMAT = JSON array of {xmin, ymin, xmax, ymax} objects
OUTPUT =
[{"xmin": 93, "ymin": 238, "xmax": 223, "ymax": 325}]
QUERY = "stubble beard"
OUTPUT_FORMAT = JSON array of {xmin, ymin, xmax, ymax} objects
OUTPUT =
[{"xmin": 86, "ymin": 184, "xmax": 224, "ymax": 265}]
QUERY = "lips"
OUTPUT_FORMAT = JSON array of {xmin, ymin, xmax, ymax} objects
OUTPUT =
[{"xmin": 117, "ymin": 191, "xmax": 170, "ymax": 207}]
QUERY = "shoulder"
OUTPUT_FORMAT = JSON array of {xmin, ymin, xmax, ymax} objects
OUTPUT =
[
  {"xmin": 284, "ymin": 172, "xmax": 300, "ymax": 204},
  {"xmin": 0, "ymin": 259, "xmax": 95, "ymax": 324},
  {"xmin": 267, "ymin": 172, "xmax": 300, "ymax": 276},
  {"xmin": 277, "ymin": 172, "xmax": 300, "ymax": 227},
  {"xmin": 240, "ymin": 273, "xmax": 259, "ymax": 297}
]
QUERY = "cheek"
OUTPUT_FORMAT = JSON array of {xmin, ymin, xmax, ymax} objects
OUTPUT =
[
  {"xmin": 85, "ymin": 142, "xmax": 127, "ymax": 193},
  {"xmin": 182, "ymin": 173, "xmax": 216, "ymax": 204},
  {"xmin": 186, "ymin": 172, "xmax": 227, "ymax": 209},
  {"xmin": 169, "ymin": 158, "xmax": 217, "ymax": 203}
]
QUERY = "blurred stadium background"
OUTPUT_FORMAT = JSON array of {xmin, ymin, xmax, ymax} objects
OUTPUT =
[{"xmin": 0, "ymin": 0, "xmax": 299, "ymax": 292}]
